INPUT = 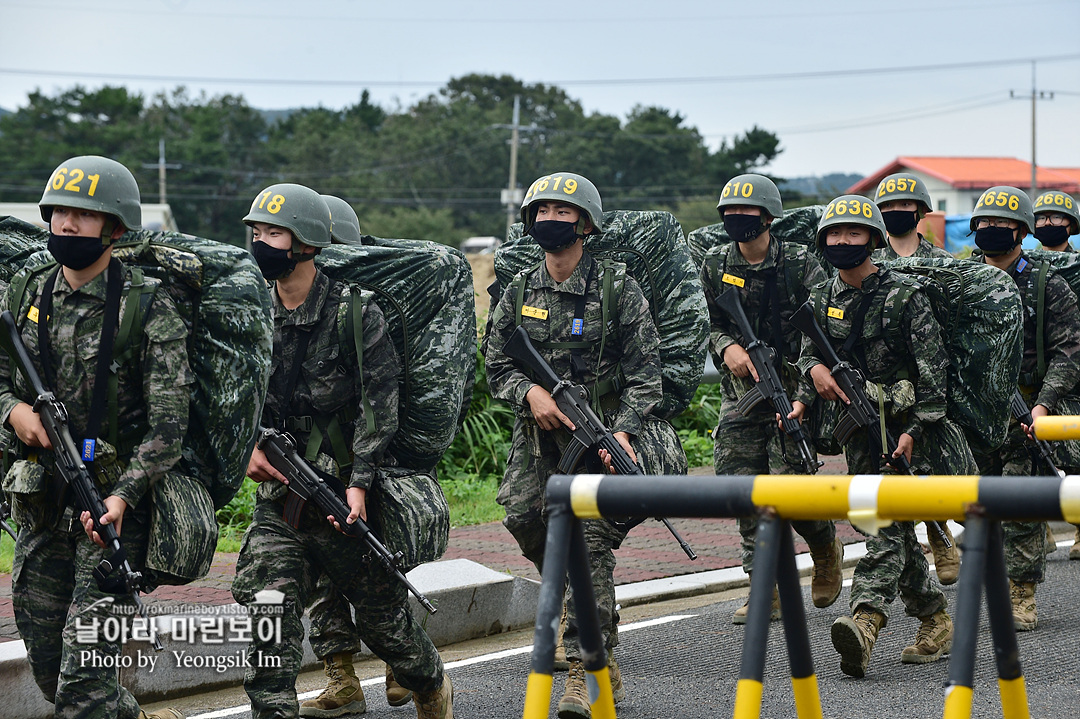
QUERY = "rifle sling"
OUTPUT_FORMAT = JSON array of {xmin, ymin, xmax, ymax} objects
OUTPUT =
[
  {"xmin": 275, "ymin": 326, "xmax": 315, "ymax": 432},
  {"xmin": 838, "ymin": 289, "xmax": 886, "ymax": 467}
]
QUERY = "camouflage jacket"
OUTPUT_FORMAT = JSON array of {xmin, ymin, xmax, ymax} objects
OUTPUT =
[
  {"xmin": 262, "ymin": 269, "xmax": 400, "ymax": 492},
  {"xmin": 872, "ymin": 234, "xmax": 951, "ymax": 263},
  {"xmin": 485, "ymin": 251, "xmax": 662, "ymax": 436},
  {"xmin": 0, "ymin": 262, "xmax": 192, "ymax": 510},
  {"xmin": 973, "ymin": 251, "xmax": 1080, "ymax": 411},
  {"xmin": 796, "ymin": 267, "xmax": 947, "ymax": 445},
  {"xmin": 701, "ymin": 238, "xmax": 826, "ymax": 406}
]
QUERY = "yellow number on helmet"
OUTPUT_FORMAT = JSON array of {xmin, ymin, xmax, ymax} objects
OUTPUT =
[
  {"xmin": 51, "ymin": 168, "xmax": 68, "ymax": 191},
  {"xmin": 267, "ymin": 194, "xmax": 285, "ymax": 214},
  {"xmin": 742, "ymin": 182, "xmax": 754, "ymax": 198},
  {"xmin": 64, "ymin": 168, "xmax": 85, "ymax": 193},
  {"xmin": 1008, "ymin": 195, "xmax": 1019, "ymax": 211},
  {"xmin": 563, "ymin": 178, "xmax": 577, "ymax": 194},
  {"xmin": 862, "ymin": 202, "xmax": 873, "ymax": 218},
  {"xmin": 885, "ymin": 179, "xmax": 896, "ymax": 193}
]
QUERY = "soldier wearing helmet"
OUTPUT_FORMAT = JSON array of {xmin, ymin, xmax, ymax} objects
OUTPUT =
[
  {"xmin": 1, "ymin": 156, "xmax": 193, "ymax": 719},
  {"xmin": 798, "ymin": 195, "xmax": 977, "ymax": 679},
  {"xmin": 232, "ymin": 183, "xmax": 454, "ymax": 718},
  {"xmin": 968, "ymin": 186, "xmax": 1080, "ymax": 631},
  {"xmin": 871, "ymin": 172, "xmax": 951, "ymax": 261},
  {"xmin": 485, "ymin": 171, "xmax": 663, "ymax": 717},
  {"xmin": 701, "ymin": 174, "xmax": 842, "ymax": 625},
  {"xmin": 1033, "ymin": 189, "xmax": 1080, "ymax": 253}
]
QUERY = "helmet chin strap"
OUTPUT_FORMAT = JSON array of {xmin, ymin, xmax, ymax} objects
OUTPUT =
[{"xmin": 100, "ymin": 217, "xmax": 120, "ymax": 244}]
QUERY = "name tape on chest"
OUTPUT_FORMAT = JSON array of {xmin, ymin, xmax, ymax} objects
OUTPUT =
[
  {"xmin": 521, "ymin": 305, "xmax": 548, "ymax": 320},
  {"xmin": 721, "ymin": 273, "xmax": 746, "ymax": 288},
  {"xmin": 27, "ymin": 306, "xmax": 41, "ymax": 323},
  {"xmin": 828, "ymin": 307, "xmax": 844, "ymax": 319}
]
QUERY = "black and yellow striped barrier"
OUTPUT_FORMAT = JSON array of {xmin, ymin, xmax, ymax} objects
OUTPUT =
[{"xmin": 521, "ymin": 472, "xmax": 1080, "ymax": 719}]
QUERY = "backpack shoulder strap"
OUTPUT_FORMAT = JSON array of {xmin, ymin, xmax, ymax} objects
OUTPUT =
[
  {"xmin": 1032, "ymin": 258, "xmax": 1051, "ymax": 382},
  {"xmin": 7, "ymin": 259, "xmax": 57, "ymax": 319},
  {"xmin": 511, "ymin": 262, "xmax": 544, "ymax": 328},
  {"xmin": 342, "ymin": 286, "xmax": 376, "ymax": 437},
  {"xmin": 882, "ymin": 272, "xmax": 921, "ymax": 334},
  {"xmin": 109, "ymin": 268, "xmax": 159, "ymax": 449}
]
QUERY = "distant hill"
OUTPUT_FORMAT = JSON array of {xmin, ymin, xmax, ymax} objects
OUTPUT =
[
  {"xmin": 260, "ymin": 108, "xmax": 297, "ymax": 126},
  {"xmin": 779, "ymin": 173, "xmax": 863, "ymax": 199}
]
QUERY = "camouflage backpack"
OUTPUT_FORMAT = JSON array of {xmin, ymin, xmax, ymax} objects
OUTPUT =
[
  {"xmin": 687, "ymin": 205, "xmax": 826, "ymax": 270},
  {"xmin": 495, "ymin": 210, "xmax": 708, "ymax": 419}
]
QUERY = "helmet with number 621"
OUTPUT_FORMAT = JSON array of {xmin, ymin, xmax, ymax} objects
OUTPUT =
[
  {"xmin": 520, "ymin": 172, "xmax": 603, "ymax": 235},
  {"xmin": 39, "ymin": 155, "xmax": 143, "ymax": 232},
  {"xmin": 716, "ymin": 173, "xmax": 784, "ymax": 220},
  {"xmin": 244, "ymin": 183, "xmax": 332, "ymax": 249},
  {"xmin": 816, "ymin": 194, "xmax": 887, "ymax": 250},
  {"xmin": 969, "ymin": 186, "xmax": 1034, "ymax": 234}
]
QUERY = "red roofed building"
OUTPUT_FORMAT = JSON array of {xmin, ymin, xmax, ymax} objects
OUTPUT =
[{"xmin": 847, "ymin": 157, "xmax": 1080, "ymax": 214}]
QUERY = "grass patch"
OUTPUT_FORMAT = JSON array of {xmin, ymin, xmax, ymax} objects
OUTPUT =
[
  {"xmin": 1, "ymin": 532, "xmax": 13, "ymax": 573},
  {"xmin": 440, "ymin": 476, "xmax": 502, "ymax": 527}
]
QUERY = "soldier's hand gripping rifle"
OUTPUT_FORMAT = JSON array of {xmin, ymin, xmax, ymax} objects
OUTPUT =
[
  {"xmin": 501, "ymin": 325, "xmax": 697, "ymax": 560},
  {"xmin": 789, "ymin": 302, "xmax": 953, "ymax": 548},
  {"xmin": 1010, "ymin": 391, "xmax": 1065, "ymax": 478},
  {"xmin": 0, "ymin": 310, "xmax": 162, "ymax": 650},
  {"xmin": 716, "ymin": 288, "xmax": 821, "ymax": 475},
  {"xmin": 257, "ymin": 427, "xmax": 437, "ymax": 614}
]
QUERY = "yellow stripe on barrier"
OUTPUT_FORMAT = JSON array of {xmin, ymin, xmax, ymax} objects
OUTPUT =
[
  {"xmin": 997, "ymin": 676, "xmax": 1030, "ymax": 719},
  {"xmin": 522, "ymin": 672, "xmax": 554, "ymax": 719},
  {"xmin": 733, "ymin": 678, "xmax": 764, "ymax": 719},
  {"xmin": 751, "ymin": 475, "xmax": 852, "ymax": 519},
  {"xmin": 943, "ymin": 684, "xmax": 973, "ymax": 719},
  {"xmin": 791, "ymin": 674, "xmax": 824, "ymax": 719},
  {"xmin": 586, "ymin": 666, "xmax": 617, "ymax": 719},
  {"xmin": 878, "ymin": 475, "xmax": 980, "ymax": 521},
  {"xmin": 1032, "ymin": 415, "xmax": 1080, "ymax": 441},
  {"xmin": 569, "ymin": 475, "xmax": 604, "ymax": 519}
]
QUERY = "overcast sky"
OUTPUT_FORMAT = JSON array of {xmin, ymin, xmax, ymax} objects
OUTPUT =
[{"xmin": 2, "ymin": 0, "xmax": 1078, "ymax": 180}]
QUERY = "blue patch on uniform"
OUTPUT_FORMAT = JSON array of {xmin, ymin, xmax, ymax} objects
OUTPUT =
[
  {"xmin": 1017, "ymin": 258, "xmax": 1028, "ymax": 274},
  {"xmin": 81, "ymin": 439, "xmax": 96, "ymax": 462},
  {"xmin": 571, "ymin": 318, "xmax": 584, "ymax": 336}
]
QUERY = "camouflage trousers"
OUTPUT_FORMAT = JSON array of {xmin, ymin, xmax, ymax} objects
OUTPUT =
[
  {"xmin": 306, "ymin": 574, "xmax": 362, "ymax": 660},
  {"xmin": 232, "ymin": 498, "xmax": 444, "ymax": 719},
  {"xmin": 12, "ymin": 506, "xmax": 150, "ymax": 719},
  {"xmin": 842, "ymin": 417, "xmax": 976, "ymax": 620},
  {"xmin": 713, "ymin": 403, "xmax": 834, "ymax": 573},
  {"xmin": 971, "ymin": 423, "xmax": 1049, "ymax": 583}
]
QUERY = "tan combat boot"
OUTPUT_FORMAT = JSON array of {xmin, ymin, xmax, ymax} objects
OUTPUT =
[
  {"xmin": 608, "ymin": 650, "xmax": 624, "ymax": 704},
  {"xmin": 1045, "ymin": 523, "xmax": 1057, "ymax": 555},
  {"xmin": 385, "ymin": 664, "xmax": 413, "ymax": 707},
  {"xmin": 1010, "ymin": 580, "xmax": 1038, "ymax": 631},
  {"xmin": 900, "ymin": 610, "xmax": 953, "ymax": 664},
  {"xmin": 558, "ymin": 661, "xmax": 591, "ymax": 718},
  {"xmin": 139, "ymin": 710, "xmax": 185, "ymax": 719},
  {"xmin": 809, "ymin": 537, "xmax": 844, "ymax": 607},
  {"xmin": 927, "ymin": 523, "xmax": 960, "ymax": 585},
  {"xmin": 732, "ymin": 578, "xmax": 782, "ymax": 625},
  {"xmin": 553, "ymin": 605, "xmax": 569, "ymax": 671},
  {"xmin": 300, "ymin": 652, "xmax": 366, "ymax": 718},
  {"xmin": 1071, "ymin": 526, "xmax": 1080, "ymax": 561},
  {"xmin": 830, "ymin": 607, "xmax": 886, "ymax": 678},
  {"xmin": 414, "ymin": 673, "xmax": 453, "ymax": 719}
]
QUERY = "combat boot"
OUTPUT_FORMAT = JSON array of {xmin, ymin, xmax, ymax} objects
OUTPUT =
[
  {"xmin": 927, "ymin": 523, "xmax": 960, "ymax": 585},
  {"xmin": 900, "ymin": 610, "xmax": 953, "ymax": 664},
  {"xmin": 299, "ymin": 652, "xmax": 366, "ymax": 717},
  {"xmin": 558, "ymin": 661, "xmax": 591, "ymax": 718},
  {"xmin": 139, "ymin": 710, "xmax": 185, "ymax": 719},
  {"xmin": 385, "ymin": 664, "xmax": 413, "ymax": 707},
  {"xmin": 809, "ymin": 537, "xmax": 844, "ymax": 607},
  {"xmin": 1045, "ymin": 523, "xmax": 1057, "ymax": 555},
  {"xmin": 1010, "ymin": 580, "xmax": 1038, "ymax": 631},
  {"xmin": 1071, "ymin": 527, "xmax": 1080, "ymax": 560},
  {"xmin": 830, "ymin": 607, "xmax": 885, "ymax": 678},
  {"xmin": 608, "ymin": 650, "xmax": 625, "ymax": 704},
  {"xmin": 732, "ymin": 579, "xmax": 781, "ymax": 625},
  {"xmin": 414, "ymin": 673, "xmax": 453, "ymax": 719},
  {"xmin": 553, "ymin": 606, "xmax": 569, "ymax": 671}
]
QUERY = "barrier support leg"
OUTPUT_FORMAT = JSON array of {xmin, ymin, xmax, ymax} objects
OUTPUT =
[
  {"xmin": 523, "ymin": 505, "xmax": 574, "ymax": 719},
  {"xmin": 567, "ymin": 517, "xmax": 617, "ymax": 719},
  {"xmin": 734, "ymin": 510, "xmax": 783, "ymax": 719},
  {"xmin": 943, "ymin": 511, "xmax": 988, "ymax": 719},
  {"xmin": 776, "ymin": 519, "xmax": 824, "ymax": 719},
  {"xmin": 985, "ymin": 520, "xmax": 1030, "ymax": 719}
]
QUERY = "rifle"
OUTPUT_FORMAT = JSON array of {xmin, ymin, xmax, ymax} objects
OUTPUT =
[
  {"xmin": 0, "ymin": 500, "xmax": 16, "ymax": 542},
  {"xmin": 790, "ymin": 303, "xmax": 952, "ymax": 548},
  {"xmin": 0, "ymin": 310, "xmax": 162, "ymax": 650},
  {"xmin": 1010, "ymin": 391, "xmax": 1065, "ymax": 478},
  {"xmin": 501, "ymin": 326, "xmax": 697, "ymax": 560},
  {"xmin": 257, "ymin": 427, "xmax": 437, "ymax": 614},
  {"xmin": 715, "ymin": 287, "xmax": 821, "ymax": 474}
]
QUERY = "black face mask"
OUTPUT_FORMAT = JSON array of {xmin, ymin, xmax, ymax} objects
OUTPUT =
[
  {"xmin": 1034, "ymin": 225, "xmax": 1070, "ymax": 248},
  {"xmin": 823, "ymin": 243, "xmax": 871, "ymax": 270},
  {"xmin": 973, "ymin": 226, "xmax": 1017, "ymax": 255},
  {"xmin": 252, "ymin": 241, "xmax": 298, "ymax": 281},
  {"xmin": 723, "ymin": 213, "xmax": 764, "ymax": 243},
  {"xmin": 48, "ymin": 233, "xmax": 109, "ymax": 270},
  {"xmin": 881, "ymin": 210, "xmax": 919, "ymax": 237},
  {"xmin": 529, "ymin": 220, "xmax": 580, "ymax": 252}
]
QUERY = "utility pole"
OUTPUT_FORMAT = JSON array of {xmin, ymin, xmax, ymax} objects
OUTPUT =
[
  {"xmin": 142, "ymin": 138, "xmax": 182, "ymax": 204},
  {"xmin": 1010, "ymin": 61, "xmax": 1054, "ymax": 198},
  {"xmin": 498, "ymin": 96, "xmax": 525, "ymax": 237}
]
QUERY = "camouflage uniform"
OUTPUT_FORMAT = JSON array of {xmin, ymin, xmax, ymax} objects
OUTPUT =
[
  {"xmin": 797, "ymin": 268, "xmax": 976, "ymax": 623},
  {"xmin": 871, "ymin": 235, "xmax": 951, "ymax": 263},
  {"xmin": 701, "ymin": 238, "xmax": 835, "ymax": 572},
  {"xmin": 485, "ymin": 252, "xmax": 669, "ymax": 660},
  {"xmin": 970, "ymin": 252, "xmax": 1080, "ymax": 582},
  {"xmin": 231, "ymin": 269, "xmax": 445, "ymax": 718},
  {"xmin": 0, "ymin": 264, "xmax": 192, "ymax": 719}
]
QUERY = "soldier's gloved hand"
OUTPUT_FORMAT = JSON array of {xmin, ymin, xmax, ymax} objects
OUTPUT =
[
  {"xmin": 1022, "ymin": 404, "xmax": 1049, "ymax": 440},
  {"xmin": 246, "ymin": 446, "xmax": 289, "ymax": 484},
  {"xmin": 80, "ymin": 495, "xmax": 127, "ymax": 548},
  {"xmin": 891, "ymin": 433, "xmax": 914, "ymax": 464},
  {"xmin": 723, "ymin": 344, "xmax": 759, "ymax": 381},
  {"xmin": 8, "ymin": 402, "xmax": 52, "ymax": 449},
  {"xmin": 526, "ymin": 385, "xmax": 576, "ymax": 432},
  {"xmin": 810, "ymin": 364, "xmax": 849, "ymax": 404},
  {"xmin": 330, "ymin": 487, "xmax": 367, "ymax": 533}
]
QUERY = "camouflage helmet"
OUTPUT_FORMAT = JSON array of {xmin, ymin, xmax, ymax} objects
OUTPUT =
[
  {"xmin": 39, "ymin": 155, "xmax": 142, "ymax": 233},
  {"xmin": 816, "ymin": 195, "xmax": 887, "ymax": 251},
  {"xmin": 321, "ymin": 194, "xmax": 363, "ymax": 245},
  {"xmin": 970, "ymin": 186, "xmax": 1035, "ymax": 234},
  {"xmin": 520, "ymin": 171, "xmax": 603, "ymax": 234},
  {"xmin": 716, "ymin": 173, "xmax": 784, "ymax": 220},
  {"xmin": 873, "ymin": 172, "xmax": 933, "ymax": 215},
  {"xmin": 244, "ymin": 183, "xmax": 331, "ymax": 249},
  {"xmin": 1033, "ymin": 190, "xmax": 1080, "ymax": 234}
]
